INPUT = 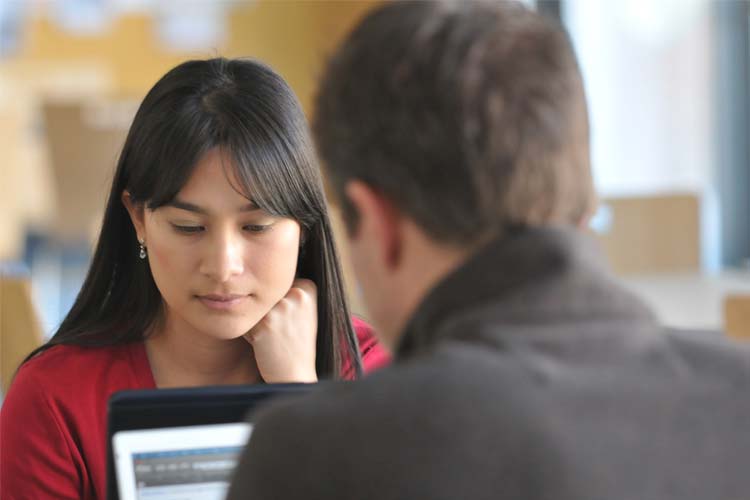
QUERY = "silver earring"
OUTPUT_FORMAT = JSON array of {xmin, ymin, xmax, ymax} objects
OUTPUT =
[{"xmin": 138, "ymin": 238, "xmax": 147, "ymax": 260}]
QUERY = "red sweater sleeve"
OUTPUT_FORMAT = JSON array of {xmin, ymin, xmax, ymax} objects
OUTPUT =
[
  {"xmin": 1, "ymin": 363, "xmax": 87, "ymax": 499},
  {"xmin": 339, "ymin": 317, "xmax": 391, "ymax": 380},
  {"xmin": 352, "ymin": 316, "xmax": 391, "ymax": 374}
]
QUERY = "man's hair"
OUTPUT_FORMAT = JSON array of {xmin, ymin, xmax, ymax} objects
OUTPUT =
[{"xmin": 314, "ymin": 0, "xmax": 595, "ymax": 245}]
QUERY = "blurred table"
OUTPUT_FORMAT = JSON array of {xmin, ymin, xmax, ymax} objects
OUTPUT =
[{"xmin": 620, "ymin": 269, "xmax": 750, "ymax": 331}]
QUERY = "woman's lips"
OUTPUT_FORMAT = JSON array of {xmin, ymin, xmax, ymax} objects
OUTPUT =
[{"xmin": 196, "ymin": 294, "xmax": 248, "ymax": 311}]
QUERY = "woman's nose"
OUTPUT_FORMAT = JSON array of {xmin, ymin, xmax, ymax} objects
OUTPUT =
[{"xmin": 199, "ymin": 230, "xmax": 244, "ymax": 282}]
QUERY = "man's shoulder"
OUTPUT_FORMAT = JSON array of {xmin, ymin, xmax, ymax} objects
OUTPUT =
[
  {"xmin": 232, "ymin": 336, "xmax": 750, "ymax": 500},
  {"xmin": 264, "ymin": 327, "xmax": 750, "ymax": 426},
  {"xmin": 662, "ymin": 326, "xmax": 750, "ymax": 362},
  {"xmin": 251, "ymin": 347, "xmax": 533, "ymax": 439},
  {"xmin": 657, "ymin": 326, "xmax": 750, "ymax": 384},
  {"xmin": 275, "ymin": 327, "xmax": 750, "ymax": 426},
  {"xmin": 257, "ymin": 359, "xmax": 436, "ymax": 423},
  {"xmin": 229, "ymin": 354, "xmax": 530, "ymax": 500}
]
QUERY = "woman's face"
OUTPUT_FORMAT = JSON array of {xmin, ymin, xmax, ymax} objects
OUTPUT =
[{"xmin": 126, "ymin": 148, "xmax": 302, "ymax": 341}]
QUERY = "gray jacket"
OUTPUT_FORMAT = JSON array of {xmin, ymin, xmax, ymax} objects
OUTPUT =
[{"xmin": 228, "ymin": 227, "xmax": 750, "ymax": 500}]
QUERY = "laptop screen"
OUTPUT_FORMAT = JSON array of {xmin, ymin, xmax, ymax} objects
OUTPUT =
[
  {"xmin": 106, "ymin": 384, "xmax": 312, "ymax": 500},
  {"xmin": 113, "ymin": 422, "xmax": 252, "ymax": 500}
]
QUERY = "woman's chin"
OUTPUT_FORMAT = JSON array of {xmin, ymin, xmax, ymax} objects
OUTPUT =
[{"xmin": 193, "ymin": 319, "xmax": 261, "ymax": 342}]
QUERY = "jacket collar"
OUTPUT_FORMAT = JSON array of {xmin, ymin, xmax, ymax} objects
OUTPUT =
[{"xmin": 396, "ymin": 226, "xmax": 657, "ymax": 358}]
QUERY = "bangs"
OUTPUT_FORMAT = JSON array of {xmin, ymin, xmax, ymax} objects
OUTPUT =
[
  {"xmin": 223, "ymin": 130, "xmax": 320, "ymax": 229},
  {"xmin": 136, "ymin": 105, "xmax": 217, "ymax": 209},
  {"xmin": 138, "ymin": 127, "xmax": 320, "ymax": 233},
  {"xmin": 127, "ymin": 56, "xmax": 322, "ymax": 231}
]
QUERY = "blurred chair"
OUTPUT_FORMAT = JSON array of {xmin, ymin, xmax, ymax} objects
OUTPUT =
[
  {"xmin": 724, "ymin": 294, "xmax": 750, "ymax": 340},
  {"xmin": 34, "ymin": 100, "xmax": 133, "ymax": 333},
  {"xmin": 42, "ymin": 99, "xmax": 133, "ymax": 244},
  {"xmin": 1, "ymin": 273, "xmax": 44, "ymax": 394},
  {"xmin": 596, "ymin": 193, "xmax": 701, "ymax": 275}
]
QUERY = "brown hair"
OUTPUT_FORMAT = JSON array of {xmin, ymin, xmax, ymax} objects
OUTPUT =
[{"xmin": 314, "ymin": 0, "xmax": 595, "ymax": 245}]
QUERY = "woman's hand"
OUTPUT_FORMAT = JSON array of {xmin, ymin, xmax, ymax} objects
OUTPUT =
[{"xmin": 244, "ymin": 278, "xmax": 319, "ymax": 383}]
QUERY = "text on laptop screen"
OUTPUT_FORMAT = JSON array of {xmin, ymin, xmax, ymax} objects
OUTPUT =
[{"xmin": 113, "ymin": 423, "xmax": 252, "ymax": 500}]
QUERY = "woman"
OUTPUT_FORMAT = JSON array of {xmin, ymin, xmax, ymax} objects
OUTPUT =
[{"xmin": 0, "ymin": 58, "xmax": 388, "ymax": 499}]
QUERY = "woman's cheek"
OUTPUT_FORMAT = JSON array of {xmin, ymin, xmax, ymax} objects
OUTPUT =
[
  {"xmin": 254, "ymin": 243, "xmax": 299, "ymax": 294},
  {"xmin": 149, "ymin": 243, "xmax": 168, "ymax": 269}
]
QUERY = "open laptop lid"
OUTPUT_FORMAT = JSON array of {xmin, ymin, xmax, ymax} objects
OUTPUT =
[
  {"xmin": 113, "ymin": 422, "xmax": 252, "ymax": 500},
  {"xmin": 106, "ymin": 384, "xmax": 312, "ymax": 500}
]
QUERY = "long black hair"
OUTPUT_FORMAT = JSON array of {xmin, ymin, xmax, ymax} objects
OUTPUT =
[{"xmin": 25, "ymin": 58, "xmax": 362, "ymax": 379}]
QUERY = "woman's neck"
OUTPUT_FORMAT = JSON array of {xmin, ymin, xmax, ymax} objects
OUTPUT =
[{"xmin": 144, "ymin": 316, "xmax": 261, "ymax": 388}]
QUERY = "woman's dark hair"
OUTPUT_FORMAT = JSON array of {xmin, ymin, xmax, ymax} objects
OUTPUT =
[{"xmin": 25, "ymin": 58, "xmax": 362, "ymax": 379}]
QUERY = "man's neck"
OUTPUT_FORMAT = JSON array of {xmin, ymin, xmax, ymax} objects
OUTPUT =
[{"xmin": 382, "ymin": 229, "xmax": 478, "ymax": 349}]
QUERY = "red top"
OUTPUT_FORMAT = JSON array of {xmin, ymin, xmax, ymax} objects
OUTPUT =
[{"xmin": 0, "ymin": 317, "xmax": 389, "ymax": 500}]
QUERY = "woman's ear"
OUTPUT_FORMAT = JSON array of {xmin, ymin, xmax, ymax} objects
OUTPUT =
[{"xmin": 121, "ymin": 190, "xmax": 146, "ymax": 241}]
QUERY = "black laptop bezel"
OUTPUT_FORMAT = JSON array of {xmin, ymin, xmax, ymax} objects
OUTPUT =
[{"xmin": 106, "ymin": 383, "xmax": 312, "ymax": 500}]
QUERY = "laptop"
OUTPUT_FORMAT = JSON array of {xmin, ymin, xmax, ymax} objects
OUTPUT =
[
  {"xmin": 113, "ymin": 422, "xmax": 251, "ymax": 500},
  {"xmin": 106, "ymin": 384, "xmax": 312, "ymax": 500}
]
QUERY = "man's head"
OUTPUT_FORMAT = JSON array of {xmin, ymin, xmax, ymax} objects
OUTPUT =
[{"xmin": 314, "ymin": 1, "xmax": 594, "ymax": 348}]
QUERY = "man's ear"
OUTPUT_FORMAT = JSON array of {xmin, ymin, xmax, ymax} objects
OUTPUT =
[
  {"xmin": 121, "ymin": 190, "xmax": 146, "ymax": 242},
  {"xmin": 344, "ymin": 180, "xmax": 402, "ymax": 270}
]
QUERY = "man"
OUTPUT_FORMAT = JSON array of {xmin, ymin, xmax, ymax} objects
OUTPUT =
[{"xmin": 228, "ymin": 2, "xmax": 750, "ymax": 499}]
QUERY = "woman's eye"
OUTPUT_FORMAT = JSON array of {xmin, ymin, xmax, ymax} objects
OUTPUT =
[
  {"xmin": 171, "ymin": 224, "xmax": 205, "ymax": 234},
  {"xmin": 244, "ymin": 224, "xmax": 270, "ymax": 233}
]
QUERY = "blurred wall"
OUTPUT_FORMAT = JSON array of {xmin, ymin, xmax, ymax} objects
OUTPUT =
[
  {"xmin": 16, "ymin": 2, "xmax": 380, "ymax": 107},
  {"xmin": 0, "ymin": 1, "xmax": 381, "ymax": 322}
]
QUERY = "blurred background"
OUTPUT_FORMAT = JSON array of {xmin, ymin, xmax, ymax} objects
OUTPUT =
[{"xmin": 1, "ymin": 0, "xmax": 750, "ymax": 393}]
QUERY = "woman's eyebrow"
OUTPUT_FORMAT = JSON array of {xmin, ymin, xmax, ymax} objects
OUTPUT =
[{"xmin": 166, "ymin": 199, "xmax": 260, "ymax": 214}]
